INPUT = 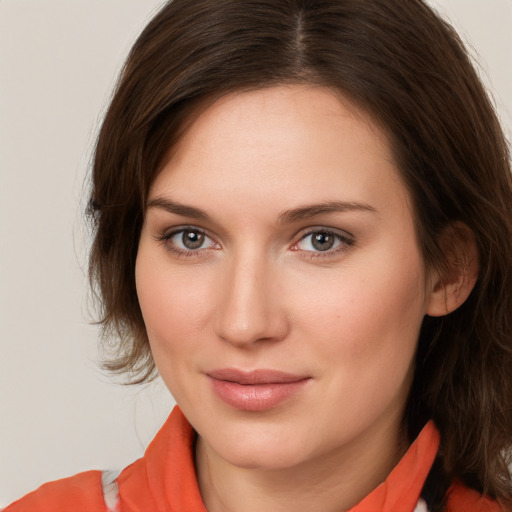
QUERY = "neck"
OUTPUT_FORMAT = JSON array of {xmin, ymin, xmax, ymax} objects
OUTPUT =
[{"xmin": 195, "ymin": 417, "xmax": 407, "ymax": 512}]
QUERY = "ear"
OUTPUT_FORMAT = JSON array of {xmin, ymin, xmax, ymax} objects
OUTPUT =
[{"xmin": 426, "ymin": 222, "xmax": 479, "ymax": 317}]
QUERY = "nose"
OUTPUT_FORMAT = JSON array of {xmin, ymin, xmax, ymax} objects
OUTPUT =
[{"xmin": 214, "ymin": 253, "xmax": 289, "ymax": 348}]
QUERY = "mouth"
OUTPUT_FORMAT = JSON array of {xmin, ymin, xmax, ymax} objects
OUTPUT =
[{"xmin": 206, "ymin": 368, "xmax": 311, "ymax": 411}]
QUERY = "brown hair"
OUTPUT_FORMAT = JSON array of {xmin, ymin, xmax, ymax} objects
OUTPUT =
[{"xmin": 88, "ymin": 0, "xmax": 512, "ymax": 504}]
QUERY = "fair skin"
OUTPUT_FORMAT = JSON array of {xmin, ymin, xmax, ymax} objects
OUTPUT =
[{"xmin": 135, "ymin": 85, "xmax": 475, "ymax": 512}]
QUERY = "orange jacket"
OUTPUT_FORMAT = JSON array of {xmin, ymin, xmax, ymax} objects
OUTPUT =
[{"xmin": 5, "ymin": 407, "xmax": 505, "ymax": 512}]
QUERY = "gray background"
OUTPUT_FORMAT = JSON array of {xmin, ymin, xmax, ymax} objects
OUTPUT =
[{"xmin": 1, "ymin": 0, "xmax": 511, "ymax": 505}]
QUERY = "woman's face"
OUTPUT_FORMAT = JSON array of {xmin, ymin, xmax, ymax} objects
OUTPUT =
[{"xmin": 136, "ymin": 85, "xmax": 435, "ymax": 471}]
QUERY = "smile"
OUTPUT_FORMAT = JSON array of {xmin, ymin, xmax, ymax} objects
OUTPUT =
[{"xmin": 207, "ymin": 369, "xmax": 311, "ymax": 412}]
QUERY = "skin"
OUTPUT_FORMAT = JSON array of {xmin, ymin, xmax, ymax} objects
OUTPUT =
[{"xmin": 135, "ymin": 85, "xmax": 470, "ymax": 512}]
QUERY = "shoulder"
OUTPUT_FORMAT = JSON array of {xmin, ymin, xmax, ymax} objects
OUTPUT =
[
  {"xmin": 445, "ymin": 481, "xmax": 510, "ymax": 512},
  {"xmin": 3, "ymin": 470, "xmax": 107, "ymax": 512}
]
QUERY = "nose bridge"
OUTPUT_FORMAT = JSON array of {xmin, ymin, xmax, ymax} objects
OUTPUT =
[{"xmin": 215, "ymin": 246, "xmax": 287, "ymax": 346}]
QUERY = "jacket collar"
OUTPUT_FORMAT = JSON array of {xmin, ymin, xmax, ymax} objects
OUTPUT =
[{"xmin": 119, "ymin": 406, "xmax": 439, "ymax": 512}]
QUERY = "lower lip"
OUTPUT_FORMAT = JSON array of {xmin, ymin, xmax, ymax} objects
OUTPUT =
[{"xmin": 209, "ymin": 378, "xmax": 310, "ymax": 412}]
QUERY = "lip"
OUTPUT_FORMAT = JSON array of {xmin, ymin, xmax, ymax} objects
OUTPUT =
[{"xmin": 207, "ymin": 368, "xmax": 311, "ymax": 412}]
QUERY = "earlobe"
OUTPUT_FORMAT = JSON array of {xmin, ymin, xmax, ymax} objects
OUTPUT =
[{"xmin": 426, "ymin": 223, "xmax": 479, "ymax": 317}]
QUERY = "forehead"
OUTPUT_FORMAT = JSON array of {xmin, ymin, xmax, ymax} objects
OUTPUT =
[{"xmin": 150, "ymin": 85, "xmax": 409, "ymax": 221}]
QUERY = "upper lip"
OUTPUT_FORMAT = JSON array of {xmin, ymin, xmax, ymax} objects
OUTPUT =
[{"xmin": 207, "ymin": 368, "xmax": 309, "ymax": 385}]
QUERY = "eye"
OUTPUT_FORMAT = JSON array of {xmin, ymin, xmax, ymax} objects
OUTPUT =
[
  {"xmin": 160, "ymin": 228, "xmax": 219, "ymax": 254},
  {"xmin": 293, "ymin": 229, "xmax": 353, "ymax": 254}
]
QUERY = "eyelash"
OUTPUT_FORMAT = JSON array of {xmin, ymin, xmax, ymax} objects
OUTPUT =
[
  {"xmin": 155, "ymin": 226, "xmax": 355, "ymax": 259},
  {"xmin": 291, "ymin": 229, "xmax": 355, "ymax": 259},
  {"xmin": 156, "ymin": 227, "xmax": 220, "ymax": 259}
]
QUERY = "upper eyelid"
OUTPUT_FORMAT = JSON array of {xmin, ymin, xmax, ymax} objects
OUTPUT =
[
  {"xmin": 292, "ymin": 226, "xmax": 356, "ymax": 250},
  {"xmin": 159, "ymin": 225, "xmax": 213, "ymax": 239},
  {"xmin": 155, "ymin": 224, "xmax": 355, "ymax": 249},
  {"xmin": 294, "ymin": 226, "xmax": 355, "ymax": 241},
  {"xmin": 156, "ymin": 227, "xmax": 220, "ymax": 257},
  {"xmin": 155, "ymin": 226, "xmax": 219, "ymax": 248}
]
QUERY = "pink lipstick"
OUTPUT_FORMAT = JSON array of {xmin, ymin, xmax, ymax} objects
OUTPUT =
[{"xmin": 207, "ymin": 369, "xmax": 310, "ymax": 411}]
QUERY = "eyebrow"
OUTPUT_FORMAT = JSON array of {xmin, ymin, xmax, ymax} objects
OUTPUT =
[
  {"xmin": 146, "ymin": 197, "xmax": 211, "ymax": 220},
  {"xmin": 277, "ymin": 200, "xmax": 377, "ymax": 224},
  {"xmin": 146, "ymin": 197, "xmax": 377, "ymax": 223}
]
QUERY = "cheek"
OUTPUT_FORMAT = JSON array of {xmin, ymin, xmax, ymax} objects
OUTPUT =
[
  {"xmin": 135, "ymin": 249, "xmax": 217, "ymax": 357},
  {"xmin": 287, "ymin": 247, "xmax": 427, "ymax": 374},
  {"xmin": 135, "ymin": 255, "xmax": 219, "ymax": 409}
]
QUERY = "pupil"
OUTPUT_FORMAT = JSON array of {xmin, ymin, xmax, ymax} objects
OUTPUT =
[
  {"xmin": 183, "ymin": 230, "xmax": 204, "ymax": 249},
  {"xmin": 312, "ymin": 232, "xmax": 334, "ymax": 251}
]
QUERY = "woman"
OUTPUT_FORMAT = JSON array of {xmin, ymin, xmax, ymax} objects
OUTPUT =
[{"xmin": 5, "ymin": 0, "xmax": 512, "ymax": 510}]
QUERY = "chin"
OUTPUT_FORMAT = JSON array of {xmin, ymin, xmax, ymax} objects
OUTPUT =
[
  {"xmin": 224, "ymin": 445, "xmax": 308, "ymax": 471},
  {"xmin": 206, "ymin": 424, "xmax": 316, "ymax": 471}
]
